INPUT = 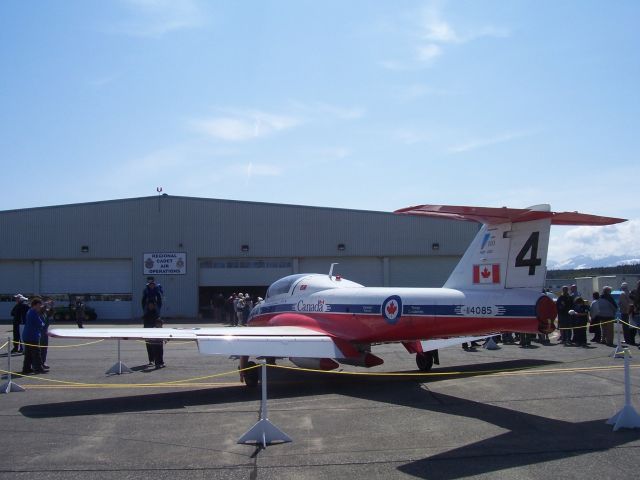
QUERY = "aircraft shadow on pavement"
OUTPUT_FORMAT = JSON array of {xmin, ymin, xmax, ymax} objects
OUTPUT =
[
  {"xmin": 394, "ymin": 390, "xmax": 640, "ymax": 480},
  {"xmin": 19, "ymin": 358, "xmax": 555, "ymax": 418},
  {"xmin": 20, "ymin": 358, "xmax": 636, "ymax": 478}
]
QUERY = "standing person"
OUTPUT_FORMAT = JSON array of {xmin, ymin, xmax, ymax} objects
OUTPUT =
[
  {"xmin": 556, "ymin": 286, "xmax": 574, "ymax": 345},
  {"xmin": 631, "ymin": 280, "xmax": 640, "ymax": 349},
  {"xmin": 570, "ymin": 284, "xmax": 581, "ymax": 300},
  {"xmin": 21, "ymin": 298, "xmax": 47, "ymax": 375},
  {"xmin": 74, "ymin": 297, "xmax": 85, "ymax": 328},
  {"xmin": 589, "ymin": 292, "xmax": 602, "ymax": 343},
  {"xmin": 10, "ymin": 294, "xmax": 29, "ymax": 353},
  {"xmin": 235, "ymin": 294, "xmax": 245, "ymax": 327},
  {"xmin": 225, "ymin": 294, "xmax": 235, "ymax": 325},
  {"xmin": 619, "ymin": 283, "xmax": 636, "ymax": 345},
  {"xmin": 598, "ymin": 286, "xmax": 618, "ymax": 347},
  {"xmin": 570, "ymin": 297, "xmax": 590, "ymax": 347},
  {"xmin": 242, "ymin": 294, "xmax": 252, "ymax": 326},
  {"xmin": 148, "ymin": 318, "xmax": 165, "ymax": 369},
  {"xmin": 213, "ymin": 293, "xmax": 225, "ymax": 322},
  {"xmin": 40, "ymin": 298, "xmax": 54, "ymax": 369},
  {"xmin": 143, "ymin": 301, "xmax": 160, "ymax": 365},
  {"xmin": 142, "ymin": 279, "xmax": 163, "ymax": 315}
]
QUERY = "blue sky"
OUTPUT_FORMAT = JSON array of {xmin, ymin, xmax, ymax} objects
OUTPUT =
[{"xmin": 1, "ymin": 0, "xmax": 638, "ymax": 267}]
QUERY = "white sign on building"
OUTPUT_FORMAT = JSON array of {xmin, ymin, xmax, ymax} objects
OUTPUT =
[{"xmin": 143, "ymin": 253, "xmax": 186, "ymax": 275}]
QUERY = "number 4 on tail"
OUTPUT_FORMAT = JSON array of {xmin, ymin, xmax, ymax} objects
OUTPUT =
[{"xmin": 515, "ymin": 232, "xmax": 542, "ymax": 275}]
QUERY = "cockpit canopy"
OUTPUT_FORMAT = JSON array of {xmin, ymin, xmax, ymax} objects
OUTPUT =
[{"xmin": 265, "ymin": 273, "xmax": 363, "ymax": 299}]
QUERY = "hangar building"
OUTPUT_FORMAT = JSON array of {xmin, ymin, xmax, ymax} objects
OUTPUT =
[{"xmin": 0, "ymin": 196, "xmax": 479, "ymax": 320}]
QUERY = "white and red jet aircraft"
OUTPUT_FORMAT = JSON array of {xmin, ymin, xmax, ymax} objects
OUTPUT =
[{"xmin": 49, "ymin": 204, "xmax": 625, "ymax": 386}]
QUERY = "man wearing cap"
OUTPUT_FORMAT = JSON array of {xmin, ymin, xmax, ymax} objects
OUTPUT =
[
  {"xmin": 21, "ymin": 297, "xmax": 47, "ymax": 375},
  {"xmin": 10, "ymin": 294, "xmax": 29, "ymax": 353},
  {"xmin": 142, "ymin": 279, "xmax": 163, "ymax": 315},
  {"xmin": 620, "ymin": 283, "xmax": 636, "ymax": 345}
]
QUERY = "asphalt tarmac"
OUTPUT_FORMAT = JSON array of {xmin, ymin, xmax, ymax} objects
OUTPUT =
[{"xmin": 1, "ymin": 322, "xmax": 640, "ymax": 479}]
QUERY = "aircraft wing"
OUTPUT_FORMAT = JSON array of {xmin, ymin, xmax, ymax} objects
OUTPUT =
[{"xmin": 48, "ymin": 326, "xmax": 345, "ymax": 358}]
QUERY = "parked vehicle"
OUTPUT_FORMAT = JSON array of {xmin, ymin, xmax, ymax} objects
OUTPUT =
[{"xmin": 53, "ymin": 304, "xmax": 98, "ymax": 321}]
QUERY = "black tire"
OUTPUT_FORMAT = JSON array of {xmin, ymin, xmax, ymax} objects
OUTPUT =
[
  {"xmin": 416, "ymin": 352, "xmax": 434, "ymax": 371},
  {"xmin": 244, "ymin": 361, "xmax": 260, "ymax": 388}
]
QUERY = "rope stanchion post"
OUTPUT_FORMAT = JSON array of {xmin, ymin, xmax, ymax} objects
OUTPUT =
[
  {"xmin": 606, "ymin": 347, "xmax": 640, "ymax": 431},
  {"xmin": 105, "ymin": 339, "xmax": 133, "ymax": 375},
  {"xmin": 483, "ymin": 336, "xmax": 500, "ymax": 350},
  {"xmin": 610, "ymin": 317, "xmax": 625, "ymax": 359},
  {"xmin": 237, "ymin": 362, "xmax": 292, "ymax": 449},
  {"xmin": 1, "ymin": 336, "xmax": 24, "ymax": 394}
]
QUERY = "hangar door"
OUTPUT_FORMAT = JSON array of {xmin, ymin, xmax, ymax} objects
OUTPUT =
[
  {"xmin": 299, "ymin": 257, "xmax": 384, "ymax": 286},
  {"xmin": 41, "ymin": 260, "xmax": 132, "ymax": 320},
  {"xmin": 0, "ymin": 261, "xmax": 35, "ymax": 320}
]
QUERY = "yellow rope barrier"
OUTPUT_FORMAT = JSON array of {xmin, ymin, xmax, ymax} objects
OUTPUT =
[
  {"xmin": 0, "ymin": 364, "xmax": 260, "ymax": 387},
  {"xmin": 5, "ymin": 353, "xmax": 638, "ymax": 390},
  {"xmin": 0, "ymin": 341, "xmax": 7, "ymax": 350},
  {"xmin": 556, "ymin": 319, "xmax": 616, "ymax": 330}
]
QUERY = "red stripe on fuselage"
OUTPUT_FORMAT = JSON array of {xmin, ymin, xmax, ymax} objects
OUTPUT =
[{"xmin": 249, "ymin": 312, "xmax": 539, "ymax": 343}]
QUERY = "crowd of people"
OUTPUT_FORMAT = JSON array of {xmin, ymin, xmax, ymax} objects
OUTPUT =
[
  {"xmin": 463, "ymin": 281, "xmax": 640, "ymax": 351},
  {"xmin": 206, "ymin": 292, "xmax": 263, "ymax": 326}
]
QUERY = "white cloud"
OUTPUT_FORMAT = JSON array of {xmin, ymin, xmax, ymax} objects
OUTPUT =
[
  {"xmin": 447, "ymin": 130, "xmax": 534, "ymax": 153},
  {"xmin": 229, "ymin": 162, "xmax": 283, "ymax": 186},
  {"xmin": 191, "ymin": 110, "xmax": 301, "ymax": 142},
  {"xmin": 393, "ymin": 84, "xmax": 459, "ymax": 101},
  {"xmin": 381, "ymin": 2, "xmax": 510, "ymax": 69},
  {"xmin": 114, "ymin": 0, "xmax": 205, "ymax": 37},
  {"xmin": 393, "ymin": 128, "xmax": 431, "ymax": 145},
  {"xmin": 288, "ymin": 101, "xmax": 365, "ymax": 121},
  {"xmin": 548, "ymin": 220, "xmax": 640, "ymax": 267},
  {"xmin": 416, "ymin": 44, "xmax": 443, "ymax": 62}
]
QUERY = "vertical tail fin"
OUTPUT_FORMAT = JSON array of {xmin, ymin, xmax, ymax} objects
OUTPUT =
[
  {"xmin": 443, "ymin": 217, "xmax": 550, "ymax": 290},
  {"xmin": 394, "ymin": 204, "xmax": 626, "ymax": 291}
]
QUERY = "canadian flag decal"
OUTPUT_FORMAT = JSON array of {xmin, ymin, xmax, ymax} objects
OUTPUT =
[{"xmin": 473, "ymin": 264, "xmax": 501, "ymax": 284}]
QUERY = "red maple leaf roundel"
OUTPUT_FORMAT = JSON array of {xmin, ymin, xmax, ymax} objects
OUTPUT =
[
  {"xmin": 386, "ymin": 301, "xmax": 398, "ymax": 316},
  {"xmin": 481, "ymin": 267, "xmax": 491, "ymax": 278}
]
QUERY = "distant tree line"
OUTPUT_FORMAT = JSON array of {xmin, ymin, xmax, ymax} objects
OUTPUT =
[{"xmin": 547, "ymin": 263, "xmax": 640, "ymax": 279}]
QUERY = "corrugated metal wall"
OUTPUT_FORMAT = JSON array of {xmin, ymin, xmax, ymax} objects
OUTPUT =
[{"xmin": 0, "ymin": 196, "xmax": 479, "ymax": 318}]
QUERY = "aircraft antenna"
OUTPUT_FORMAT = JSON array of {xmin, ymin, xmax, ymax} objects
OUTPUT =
[{"xmin": 328, "ymin": 263, "xmax": 339, "ymax": 278}]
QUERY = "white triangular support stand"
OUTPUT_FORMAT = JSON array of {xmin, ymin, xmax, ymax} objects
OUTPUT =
[
  {"xmin": 237, "ymin": 362, "xmax": 292, "ymax": 449},
  {"xmin": 105, "ymin": 339, "xmax": 132, "ymax": 375},
  {"xmin": 483, "ymin": 337, "xmax": 500, "ymax": 350},
  {"xmin": 607, "ymin": 347, "xmax": 640, "ymax": 431},
  {"xmin": 610, "ymin": 318, "xmax": 627, "ymax": 359},
  {"xmin": 1, "ymin": 336, "xmax": 24, "ymax": 394}
]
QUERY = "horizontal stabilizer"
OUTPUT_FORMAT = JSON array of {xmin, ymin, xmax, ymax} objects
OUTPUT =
[{"xmin": 395, "ymin": 204, "xmax": 626, "ymax": 226}]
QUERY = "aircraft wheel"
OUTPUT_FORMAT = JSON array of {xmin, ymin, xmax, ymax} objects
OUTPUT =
[
  {"xmin": 416, "ymin": 352, "xmax": 433, "ymax": 372},
  {"xmin": 243, "ymin": 361, "xmax": 260, "ymax": 388}
]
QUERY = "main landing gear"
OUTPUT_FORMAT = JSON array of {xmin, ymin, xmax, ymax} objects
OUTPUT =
[
  {"xmin": 239, "ymin": 357, "xmax": 276, "ymax": 388},
  {"xmin": 415, "ymin": 350, "xmax": 439, "ymax": 371}
]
